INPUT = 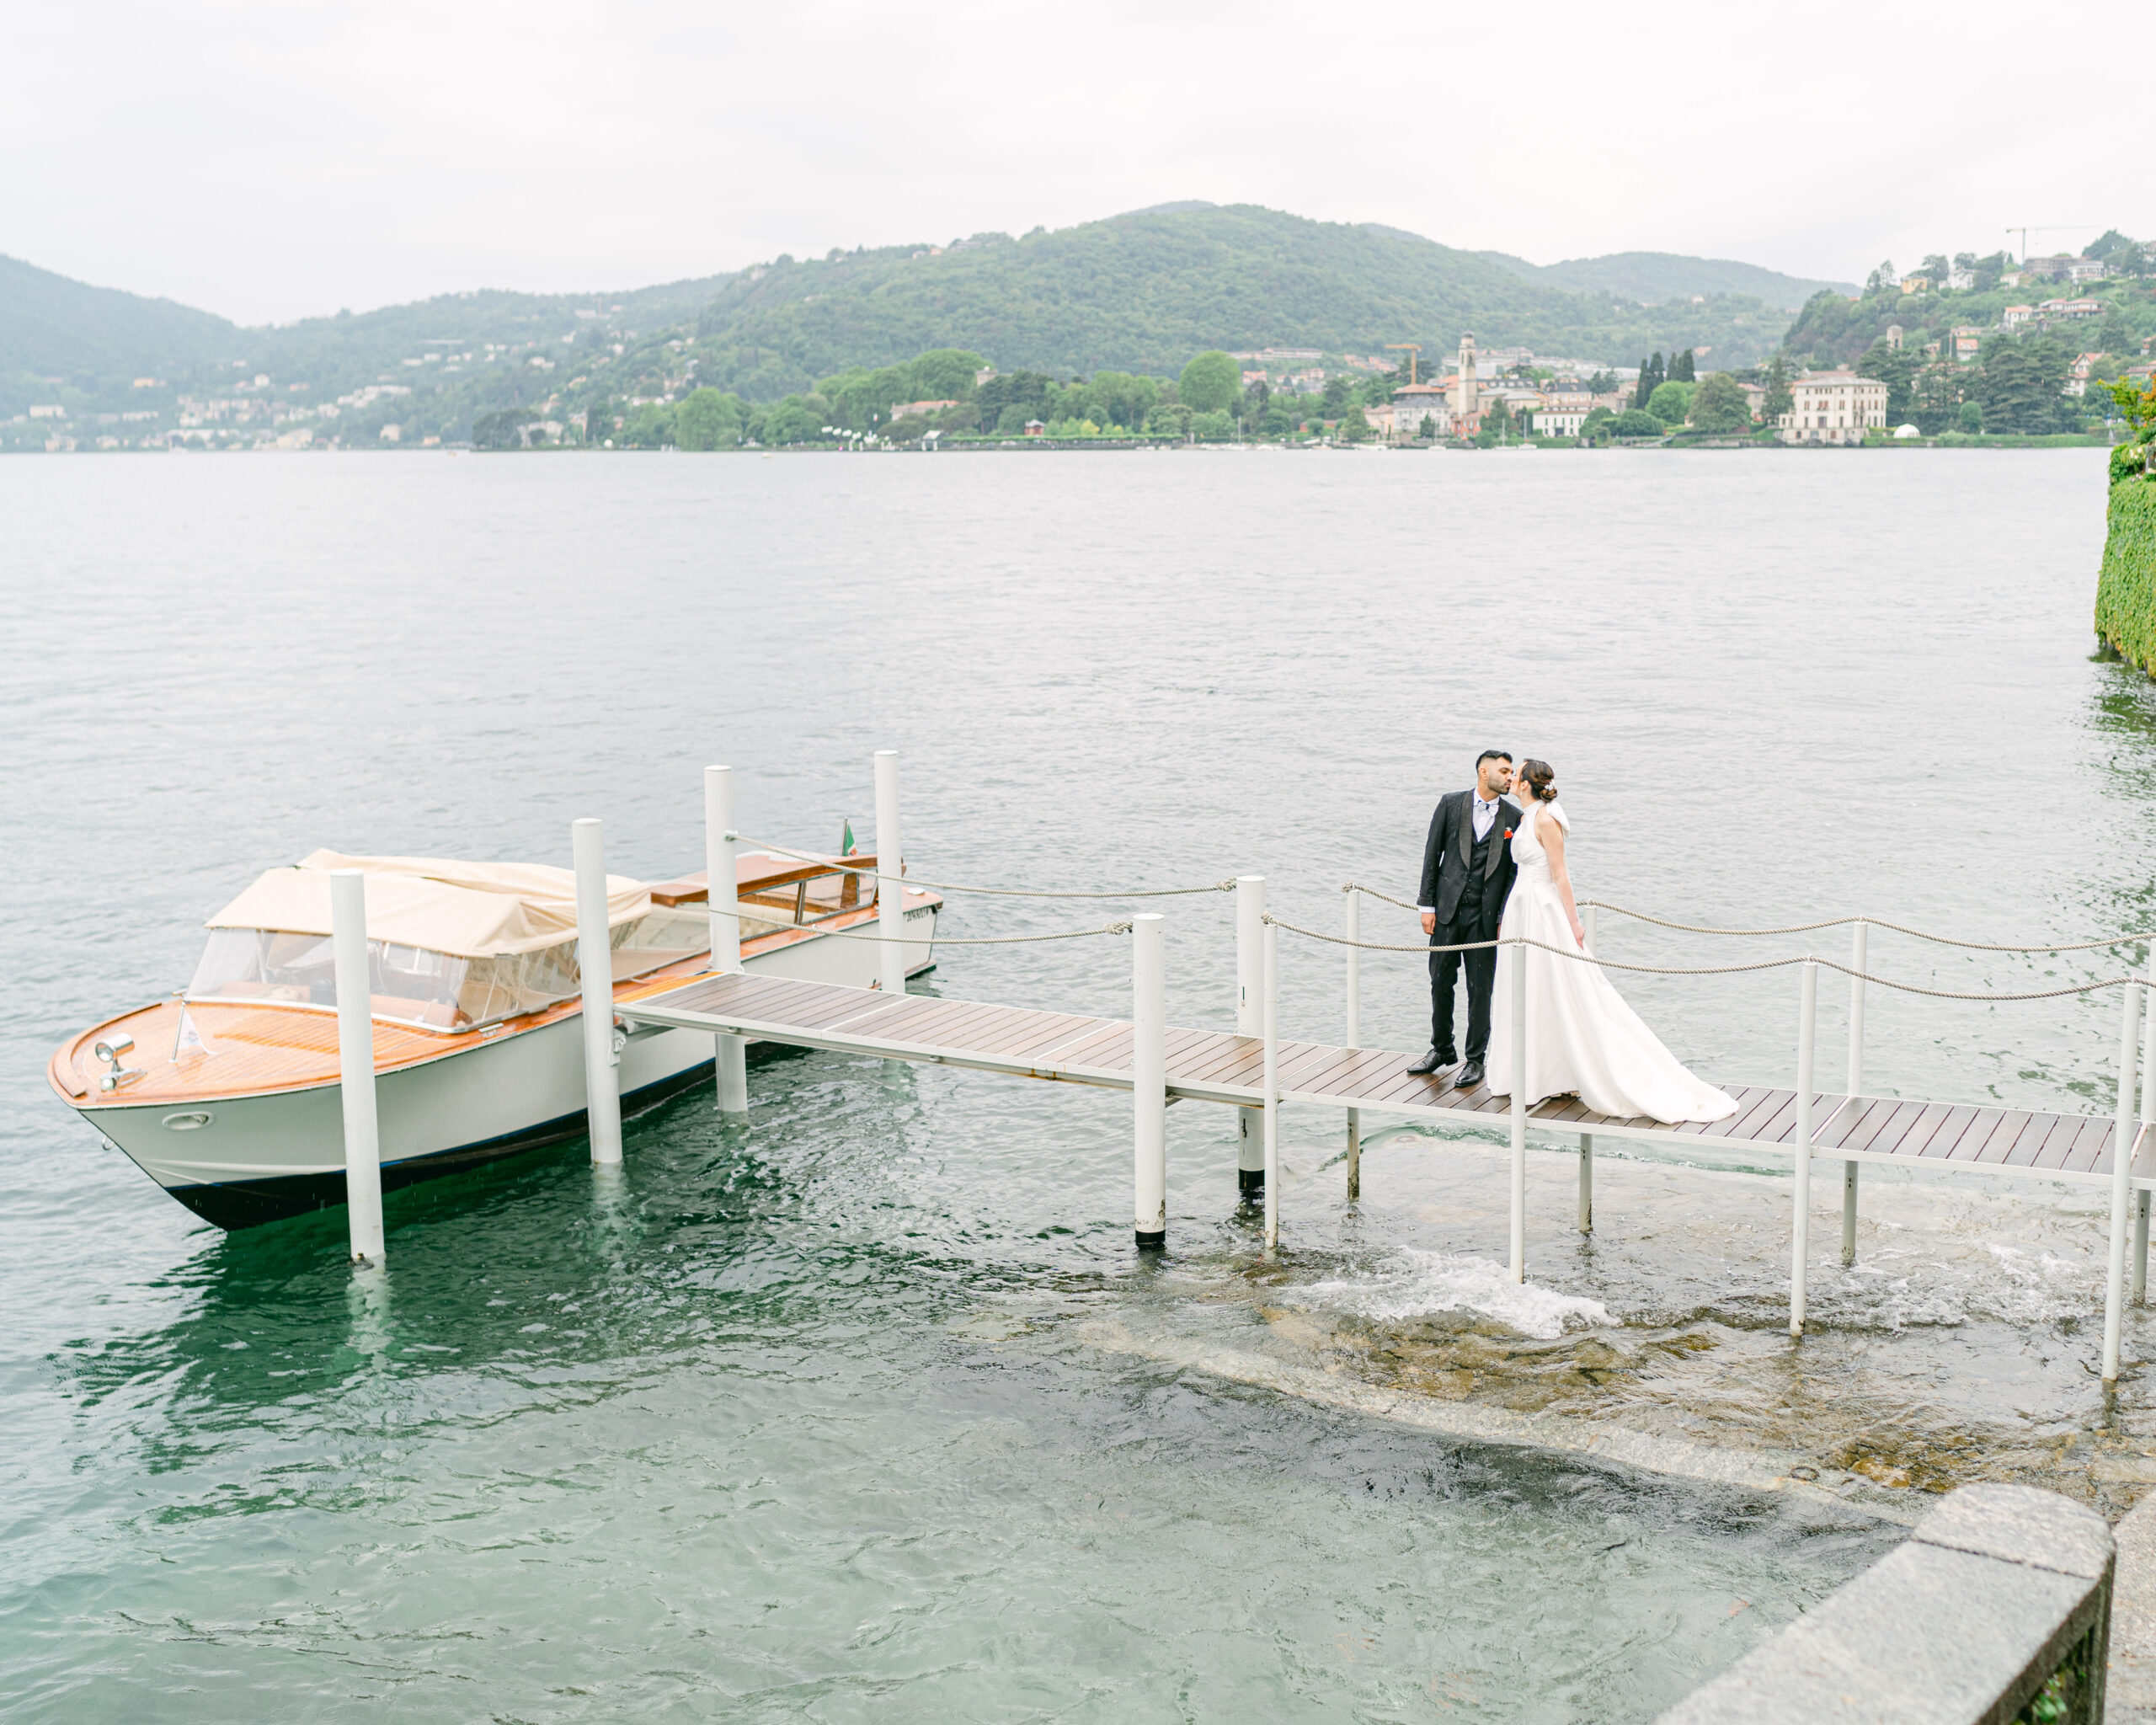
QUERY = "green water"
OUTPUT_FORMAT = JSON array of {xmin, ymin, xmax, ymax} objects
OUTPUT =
[{"xmin": 6, "ymin": 448, "xmax": 2138, "ymax": 1717}]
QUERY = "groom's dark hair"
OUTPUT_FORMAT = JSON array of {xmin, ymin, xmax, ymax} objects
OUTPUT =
[{"xmin": 1475, "ymin": 749, "xmax": 1513, "ymax": 768}]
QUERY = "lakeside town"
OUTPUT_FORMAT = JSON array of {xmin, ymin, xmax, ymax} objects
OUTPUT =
[{"xmin": 9, "ymin": 230, "xmax": 2154, "ymax": 456}]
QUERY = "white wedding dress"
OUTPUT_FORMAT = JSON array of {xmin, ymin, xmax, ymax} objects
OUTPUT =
[{"xmin": 1485, "ymin": 801, "xmax": 1737, "ymax": 1124}]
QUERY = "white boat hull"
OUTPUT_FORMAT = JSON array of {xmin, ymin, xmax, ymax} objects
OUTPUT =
[{"xmin": 81, "ymin": 905, "xmax": 937, "ymax": 1229}]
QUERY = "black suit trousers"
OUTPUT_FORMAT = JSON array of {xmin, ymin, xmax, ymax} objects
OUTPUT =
[{"xmin": 1429, "ymin": 901, "xmax": 1499, "ymax": 1061}]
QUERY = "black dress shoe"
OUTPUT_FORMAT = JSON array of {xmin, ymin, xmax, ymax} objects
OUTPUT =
[
  {"xmin": 1406, "ymin": 1048, "xmax": 1455, "ymax": 1076},
  {"xmin": 1455, "ymin": 1059, "xmax": 1486, "ymax": 1091}
]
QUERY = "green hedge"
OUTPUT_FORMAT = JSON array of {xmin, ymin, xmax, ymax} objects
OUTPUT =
[{"xmin": 2096, "ymin": 477, "xmax": 2156, "ymax": 670}]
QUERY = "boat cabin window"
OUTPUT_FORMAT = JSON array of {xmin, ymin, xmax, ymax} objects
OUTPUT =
[{"xmin": 188, "ymin": 908, "xmax": 716, "ymax": 1032}]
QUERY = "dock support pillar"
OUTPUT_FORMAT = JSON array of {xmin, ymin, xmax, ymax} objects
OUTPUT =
[
  {"xmin": 574, "ymin": 818, "xmax": 624, "ymax": 1167},
  {"xmin": 706, "ymin": 765, "xmax": 748, "ymax": 1113},
  {"xmin": 331, "ymin": 868, "xmax": 386, "ymax": 1266},
  {"xmin": 2138, "ymin": 951, "xmax": 2156, "ymax": 1305},
  {"xmin": 2137, "ymin": 1191, "xmax": 2149, "ymax": 1306},
  {"xmin": 1262, "ymin": 917, "xmax": 1280, "ymax": 1253},
  {"xmin": 1508, "ymin": 940, "xmax": 1527, "ymax": 1284},
  {"xmin": 873, "ymin": 750, "xmax": 905, "ymax": 996},
  {"xmin": 1344, "ymin": 888, "xmax": 1360, "ymax": 1203},
  {"xmin": 1791, "ymin": 960, "xmax": 1817, "ymax": 1338},
  {"xmin": 1844, "ymin": 920, "xmax": 1866, "ymax": 1266},
  {"xmin": 1577, "ymin": 1134, "xmax": 1593, "ymax": 1235},
  {"xmin": 1235, "ymin": 875, "xmax": 1266, "ymax": 1204},
  {"xmin": 2103, "ymin": 980, "xmax": 2143, "ymax": 1385},
  {"xmin": 1133, "ymin": 914, "xmax": 1166, "ymax": 1249}
]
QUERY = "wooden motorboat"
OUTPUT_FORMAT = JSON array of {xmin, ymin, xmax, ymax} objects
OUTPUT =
[{"xmin": 49, "ymin": 846, "xmax": 938, "ymax": 1229}]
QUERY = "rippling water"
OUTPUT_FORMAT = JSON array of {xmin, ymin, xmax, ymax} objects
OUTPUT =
[{"xmin": 2, "ymin": 446, "xmax": 2147, "ymax": 1718}]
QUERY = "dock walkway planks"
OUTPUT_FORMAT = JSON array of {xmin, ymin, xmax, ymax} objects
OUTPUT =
[{"xmin": 623, "ymin": 972, "xmax": 2153, "ymax": 1189}]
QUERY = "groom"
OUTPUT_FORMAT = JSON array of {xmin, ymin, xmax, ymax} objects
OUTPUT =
[{"xmin": 1408, "ymin": 750, "xmax": 1521, "ymax": 1087}]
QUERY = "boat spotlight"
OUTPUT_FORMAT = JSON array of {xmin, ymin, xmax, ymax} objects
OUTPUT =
[{"xmin": 94, "ymin": 1033, "xmax": 145, "ymax": 1093}]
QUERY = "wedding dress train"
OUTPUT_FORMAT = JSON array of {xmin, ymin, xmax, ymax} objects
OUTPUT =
[{"xmin": 1485, "ymin": 801, "xmax": 1736, "ymax": 1125}]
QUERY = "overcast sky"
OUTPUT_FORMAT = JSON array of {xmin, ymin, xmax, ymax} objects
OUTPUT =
[{"xmin": 6, "ymin": 0, "xmax": 2143, "ymax": 327}]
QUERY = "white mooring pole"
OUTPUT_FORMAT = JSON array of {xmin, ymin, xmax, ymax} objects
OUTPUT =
[
  {"xmin": 873, "ymin": 750, "xmax": 905, "ymax": 996},
  {"xmin": 1844, "ymin": 920, "xmax": 1866, "ymax": 1267},
  {"xmin": 1236, "ymin": 875, "xmax": 1266, "ymax": 1203},
  {"xmin": 1790, "ymin": 960, "xmax": 1818, "ymax": 1338},
  {"xmin": 1134, "ymin": 914, "xmax": 1166, "ymax": 1249},
  {"xmin": 330, "ymin": 869, "xmax": 386, "ymax": 1265},
  {"xmin": 1262, "ymin": 917, "xmax": 1280, "ymax": 1252},
  {"xmin": 1584, "ymin": 902, "xmax": 1598, "ymax": 954},
  {"xmin": 705, "ymin": 766, "xmax": 748, "ymax": 1114},
  {"xmin": 2138, "ymin": 947, "xmax": 2156, "ymax": 1304},
  {"xmin": 2103, "ymin": 979, "xmax": 2143, "ymax": 1385},
  {"xmin": 1508, "ymin": 939, "xmax": 1527, "ymax": 1284},
  {"xmin": 1345, "ymin": 889, "xmax": 1361, "ymax": 1202},
  {"xmin": 1578, "ymin": 1135, "xmax": 1593, "ymax": 1235},
  {"xmin": 574, "ymin": 818, "xmax": 624, "ymax": 1166}
]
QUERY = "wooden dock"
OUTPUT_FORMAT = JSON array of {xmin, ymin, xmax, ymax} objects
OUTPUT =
[{"xmin": 622, "ymin": 969, "xmax": 2153, "ymax": 1188}]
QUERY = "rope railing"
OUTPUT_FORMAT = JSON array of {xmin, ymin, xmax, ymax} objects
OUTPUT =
[
  {"xmin": 707, "ymin": 904, "xmax": 1131, "ymax": 945},
  {"xmin": 729, "ymin": 835, "xmax": 1236, "ymax": 900},
  {"xmin": 1338, "ymin": 880, "xmax": 2156, "ymax": 958},
  {"xmin": 1267, "ymin": 914, "xmax": 2149, "ymax": 1004}
]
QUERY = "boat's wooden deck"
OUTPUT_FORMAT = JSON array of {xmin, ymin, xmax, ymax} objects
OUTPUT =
[
  {"xmin": 51, "ymin": 895, "xmax": 935, "ymax": 1108},
  {"xmin": 624, "ymin": 972, "xmax": 2154, "ymax": 1187}
]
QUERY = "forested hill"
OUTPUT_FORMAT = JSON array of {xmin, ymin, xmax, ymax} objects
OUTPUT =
[
  {"xmin": 0, "ymin": 254, "xmax": 239, "ymax": 388},
  {"xmin": 686, "ymin": 206, "xmax": 1793, "ymax": 396},
  {"xmin": 1472, "ymin": 248, "xmax": 1855, "ymax": 312},
  {"xmin": 3, "ymin": 205, "xmax": 1803, "ymax": 423}
]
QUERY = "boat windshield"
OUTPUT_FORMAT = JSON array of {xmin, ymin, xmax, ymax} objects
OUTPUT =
[{"xmin": 186, "ymin": 906, "xmax": 712, "ymax": 1032}]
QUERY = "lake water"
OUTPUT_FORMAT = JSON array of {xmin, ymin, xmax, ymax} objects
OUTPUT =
[{"xmin": 2, "ymin": 446, "xmax": 2148, "ymax": 1719}]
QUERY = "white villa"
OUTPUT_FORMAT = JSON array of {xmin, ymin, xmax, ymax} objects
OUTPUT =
[{"xmin": 1777, "ymin": 371, "xmax": 1889, "ymax": 446}]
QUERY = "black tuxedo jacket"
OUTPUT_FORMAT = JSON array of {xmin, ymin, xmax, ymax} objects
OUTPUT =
[{"xmin": 1417, "ymin": 788, "xmax": 1524, "ymax": 930}]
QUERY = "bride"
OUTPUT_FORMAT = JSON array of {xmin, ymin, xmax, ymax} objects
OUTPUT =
[{"xmin": 1485, "ymin": 759, "xmax": 1736, "ymax": 1124}]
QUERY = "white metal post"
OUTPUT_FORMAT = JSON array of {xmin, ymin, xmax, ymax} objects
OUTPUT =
[
  {"xmin": 873, "ymin": 750, "xmax": 905, "ymax": 996},
  {"xmin": 2138, "ymin": 1192, "xmax": 2150, "ymax": 1306},
  {"xmin": 1262, "ymin": 918, "xmax": 1280, "ymax": 1252},
  {"xmin": 2104, "ymin": 980, "xmax": 2143, "ymax": 1385},
  {"xmin": 2139, "ymin": 949, "xmax": 2156, "ymax": 1302},
  {"xmin": 1578, "ymin": 1135, "xmax": 1593, "ymax": 1235},
  {"xmin": 1345, "ymin": 889, "xmax": 1361, "ymax": 1202},
  {"xmin": 574, "ymin": 818, "xmax": 624, "ymax": 1167},
  {"xmin": 1508, "ymin": 939, "xmax": 1527, "ymax": 1284},
  {"xmin": 1236, "ymin": 875, "xmax": 1266, "ymax": 1202},
  {"xmin": 330, "ymin": 869, "xmax": 386, "ymax": 1265},
  {"xmin": 1844, "ymin": 920, "xmax": 1866, "ymax": 1266},
  {"xmin": 1791, "ymin": 960, "xmax": 1817, "ymax": 1338},
  {"xmin": 1583, "ymin": 902, "xmax": 1598, "ymax": 954},
  {"xmin": 1133, "ymin": 914, "xmax": 1167, "ymax": 1249},
  {"xmin": 705, "ymin": 765, "xmax": 748, "ymax": 1113}
]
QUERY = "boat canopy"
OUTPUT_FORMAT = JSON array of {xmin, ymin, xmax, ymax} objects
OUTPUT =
[{"xmin": 205, "ymin": 850, "xmax": 650, "ymax": 957}]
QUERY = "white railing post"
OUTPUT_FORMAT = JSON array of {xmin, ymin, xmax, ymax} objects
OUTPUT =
[
  {"xmin": 574, "ymin": 817, "xmax": 624, "ymax": 1167},
  {"xmin": 1844, "ymin": 919, "xmax": 1866, "ymax": 1266},
  {"xmin": 1583, "ymin": 902, "xmax": 1598, "ymax": 953},
  {"xmin": 1133, "ymin": 914, "xmax": 1166, "ymax": 1250},
  {"xmin": 1236, "ymin": 875, "xmax": 1266, "ymax": 1203},
  {"xmin": 330, "ymin": 869, "xmax": 385, "ymax": 1265},
  {"xmin": 2139, "ymin": 948, "xmax": 2156, "ymax": 1303},
  {"xmin": 2104, "ymin": 979, "xmax": 2143, "ymax": 1385},
  {"xmin": 705, "ymin": 765, "xmax": 748, "ymax": 1114},
  {"xmin": 1262, "ymin": 917, "xmax": 1280, "ymax": 1253},
  {"xmin": 1578, "ymin": 1134, "xmax": 1593, "ymax": 1235},
  {"xmin": 1791, "ymin": 960, "xmax": 1817, "ymax": 1338},
  {"xmin": 1508, "ymin": 939, "xmax": 1527, "ymax": 1284},
  {"xmin": 1345, "ymin": 888, "xmax": 1361, "ymax": 1202},
  {"xmin": 873, "ymin": 750, "xmax": 905, "ymax": 996}
]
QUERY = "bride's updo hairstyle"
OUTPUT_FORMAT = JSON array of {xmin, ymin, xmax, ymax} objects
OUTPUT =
[{"xmin": 1517, "ymin": 759, "xmax": 1558, "ymax": 803}]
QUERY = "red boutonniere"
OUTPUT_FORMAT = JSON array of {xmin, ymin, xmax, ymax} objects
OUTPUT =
[{"xmin": 1503, "ymin": 828, "xmax": 1514, "ymax": 840}]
